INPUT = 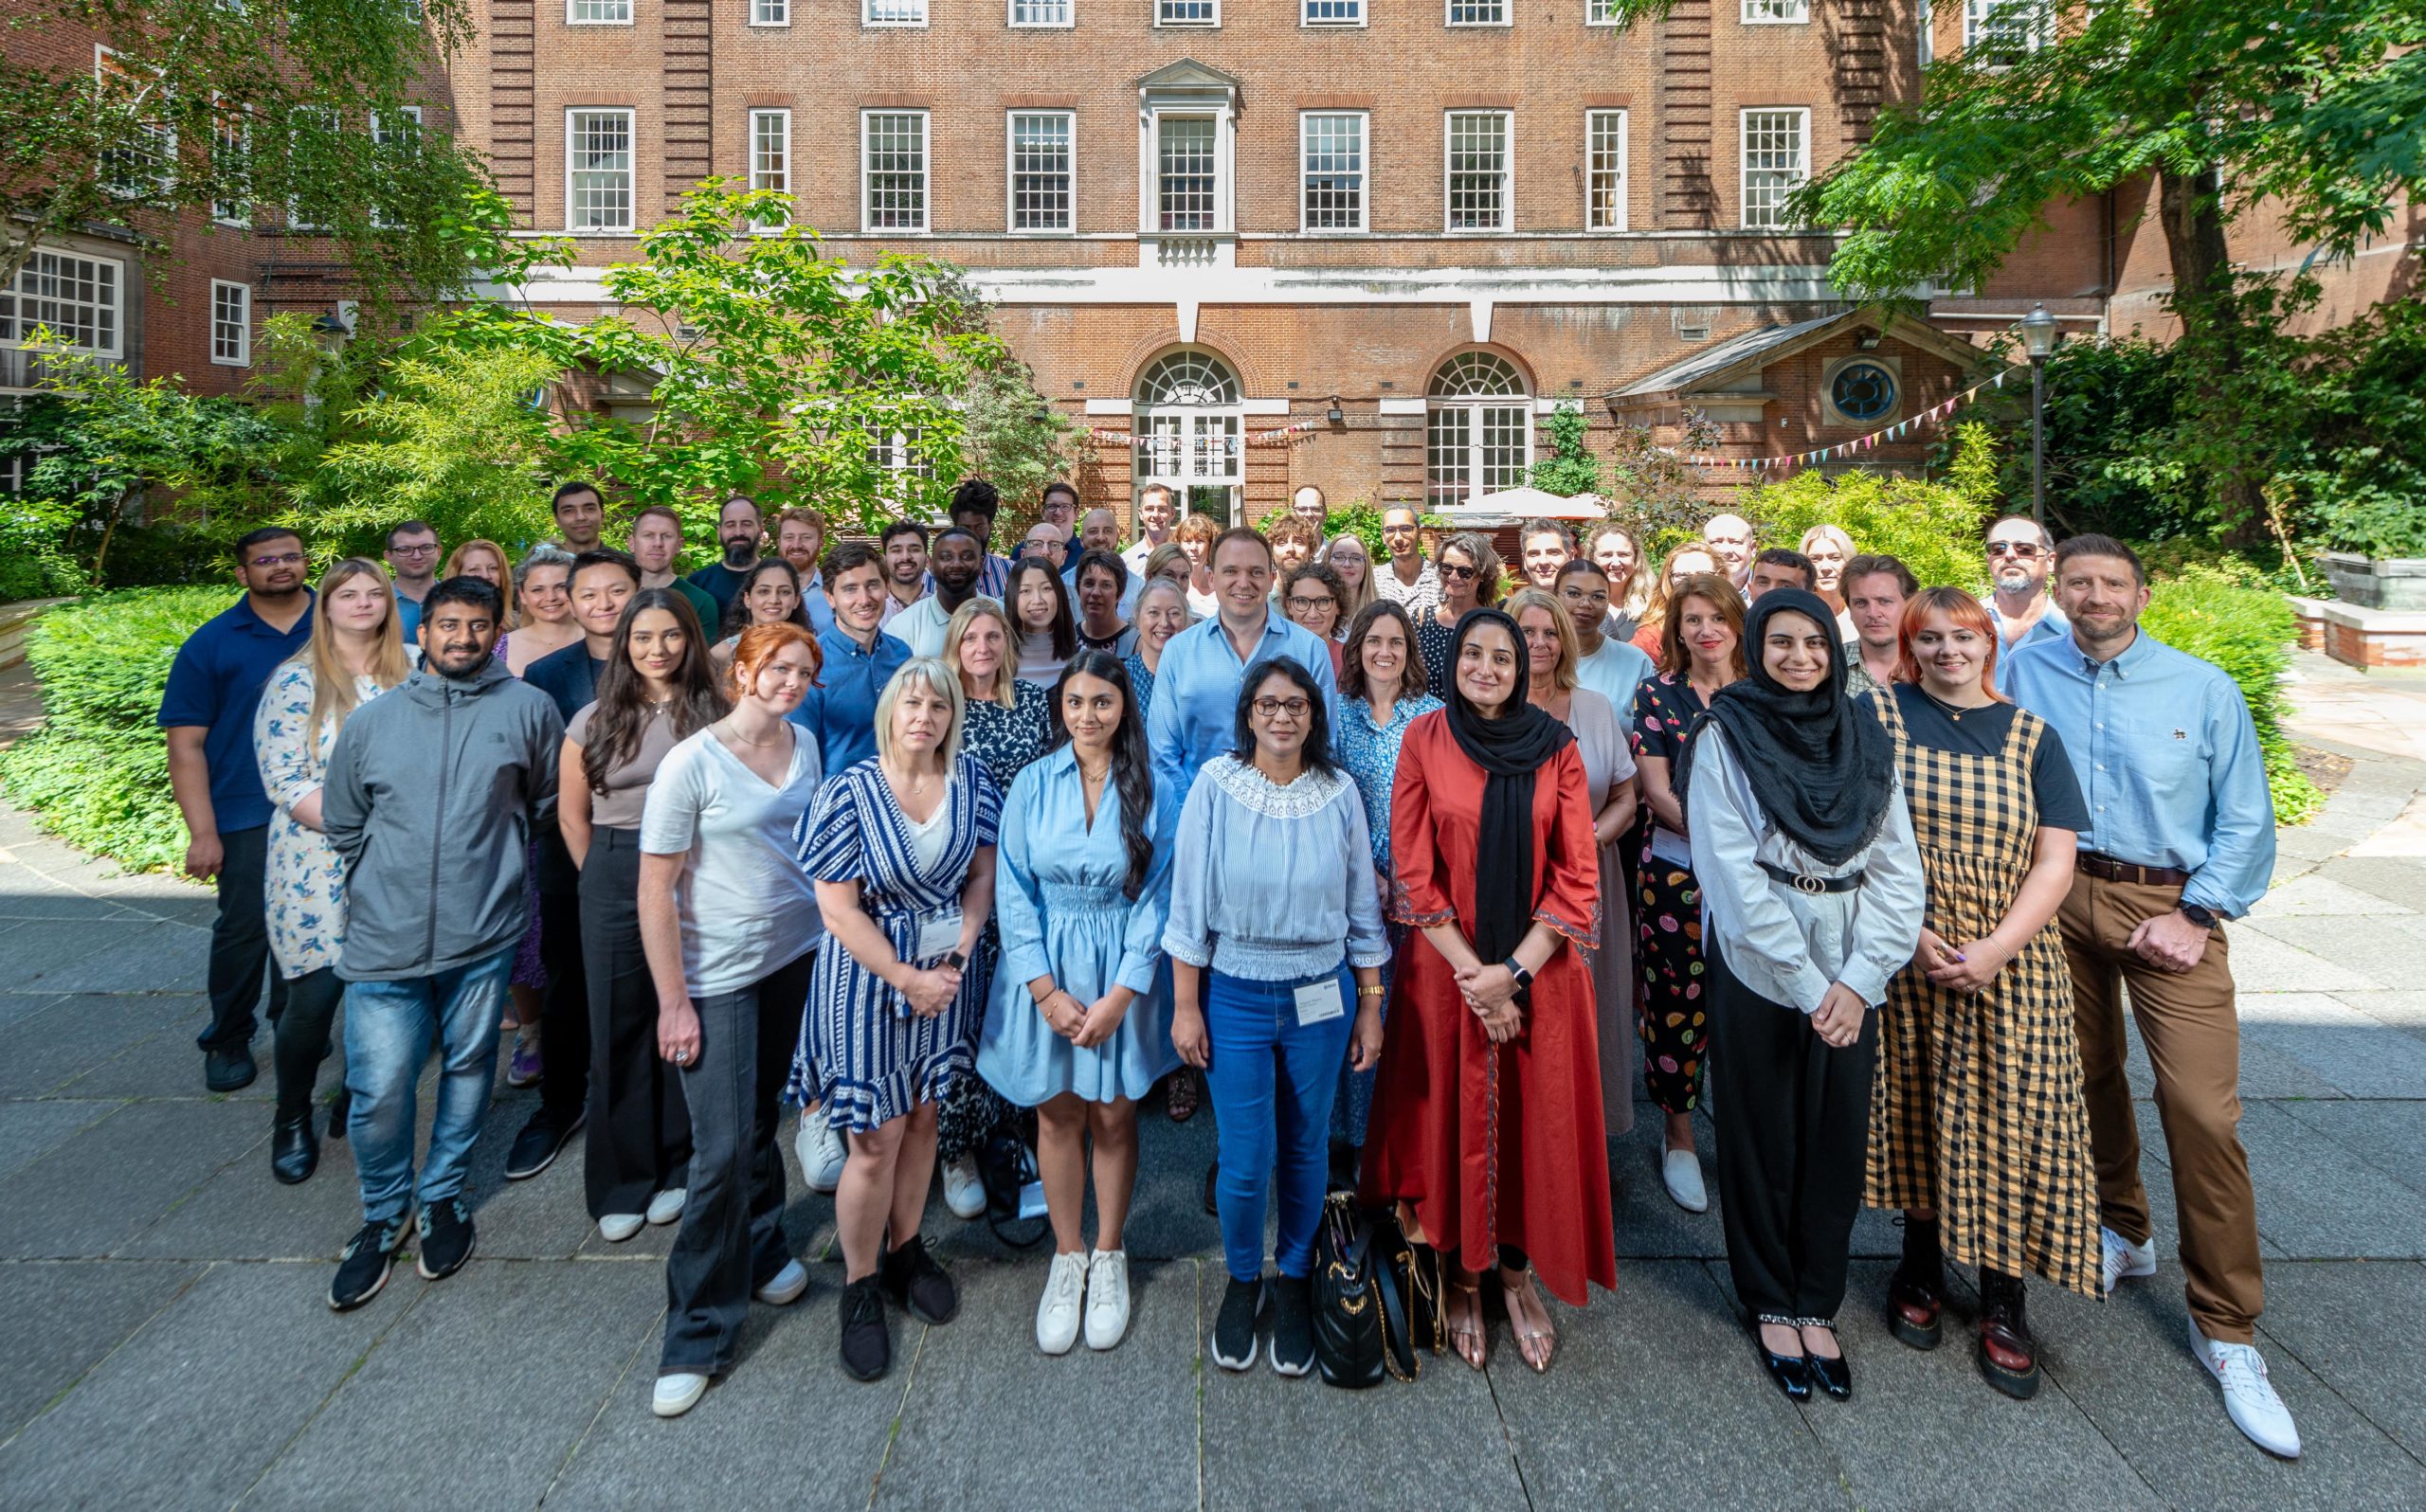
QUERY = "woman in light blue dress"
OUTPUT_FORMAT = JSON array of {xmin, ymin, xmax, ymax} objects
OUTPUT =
[{"xmin": 979, "ymin": 651, "xmax": 1180, "ymax": 1356}]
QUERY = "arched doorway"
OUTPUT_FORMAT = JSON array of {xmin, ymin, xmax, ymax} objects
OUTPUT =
[
  {"xmin": 1133, "ymin": 348, "xmax": 1243, "ymax": 523},
  {"xmin": 1426, "ymin": 351, "xmax": 1532, "ymax": 508}
]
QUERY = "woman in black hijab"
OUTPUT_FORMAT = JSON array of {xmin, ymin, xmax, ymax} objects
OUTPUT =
[
  {"xmin": 1362, "ymin": 607, "xmax": 1613, "ymax": 1374},
  {"xmin": 1674, "ymin": 587, "xmax": 1924, "ymax": 1403}
]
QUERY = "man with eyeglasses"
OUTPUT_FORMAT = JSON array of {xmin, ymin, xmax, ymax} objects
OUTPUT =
[
  {"xmin": 384, "ymin": 521, "xmax": 441, "ymax": 641},
  {"xmin": 1374, "ymin": 506, "xmax": 1440, "ymax": 620},
  {"xmin": 1148, "ymin": 527, "xmax": 1338, "ymax": 801},
  {"xmin": 1985, "ymin": 515, "xmax": 2068, "ymax": 652},
  {"xmin": 159, "ymin": 527, "xmax": 316, "ymax": 1092}
]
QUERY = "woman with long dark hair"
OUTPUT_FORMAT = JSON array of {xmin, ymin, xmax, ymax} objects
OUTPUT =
[
  {"xmin": 714, "ymin": 558, "xmax": 810, "ymax": 672},
  {"xmin": 1007, "ymin": 557, "xmax": 1077, "ymax": 686},
  {"xmin": 1675, "ymin": 587, "xmax": 1923, "ymax": 1403},
  {"xmin": 977, "ymin": 651, "xmax": 1181, "ymax": 1355},
  {"xmin": 1165, "ymin": 657, "xmax": 1387, "ymax": 1378},
  {"xmin": 562, "ymin": 587, "xmax": 729, "ymax": 1243},
  {"xmin": 1362, "ymin": 607, "xmax": 1611, "ymax": 1374}
]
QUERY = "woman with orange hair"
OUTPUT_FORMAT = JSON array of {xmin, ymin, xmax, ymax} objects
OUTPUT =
[{"xmin": 1863, "ymin": 587, "xmax": 2099, "ymax": 1402}]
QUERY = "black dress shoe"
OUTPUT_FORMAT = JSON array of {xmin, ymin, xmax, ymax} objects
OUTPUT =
[
  {"xmin": 271, "ymin": 1115, "xmax": 319, "ymax": 1184},
  {"xmin": 205, "ymin": 1045, "xmax": 258, "ymax": 1094},
  {"xmin": 504, "ymin": 1110, "xmax": 585, "ymax": 1180},
  {"xmin": 1753, "ymin": 1328, "xmax": 1812, "ymax": 1401},
  {"xmin": 1805, "ymin": 1349, "xmax": 1853, "ymax": 1400}
]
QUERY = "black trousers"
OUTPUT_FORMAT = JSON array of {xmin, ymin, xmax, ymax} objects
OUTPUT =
[
  {"xmin": 661, "ymin": 946, "xmax": 814, "ymax": 1376},
  {"xmin": 271, "ymin": 965, "xmax": 347, "ymax": 1122},
  {"xmin": 198, "ymin": 824, "xmax": 287, "ymax": 1053},
  {"xmin": 581, "ymin": 830, "xmax": 691, "ymax": 1215},
  {"xmin": 534, "ymin": 822, "xmax": 590, "ymax": 1125},
  {"xmin": 1710, "ymin": 942, "xmax": 1876, "ymax": 1327}
]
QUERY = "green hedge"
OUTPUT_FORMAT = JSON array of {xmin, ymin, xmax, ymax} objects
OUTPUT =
[
  {"xmin": 2143, "ymin": 565, "xmax": 2324, "ymax": 825},
  {"xmin": 0, "ymin": 586, "xmax": 237, "ymax": 873}
]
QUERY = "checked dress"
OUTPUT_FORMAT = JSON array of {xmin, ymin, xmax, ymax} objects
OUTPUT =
[{"xmin": 1864, "ymin": 689, "xmax": 2100, "ymax": 1297}]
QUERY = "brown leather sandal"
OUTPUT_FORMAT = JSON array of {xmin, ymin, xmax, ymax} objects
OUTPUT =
[
  {"xmin": 1448, "ymin": 1276, "xmax": 1489, "ymax": 1371},
  {"xmin": 1503, "ymin": 1268, "xmax": 1558, "ymax": 1374}
]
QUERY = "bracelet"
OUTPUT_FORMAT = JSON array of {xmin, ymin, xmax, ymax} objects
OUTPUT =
[{"xmin": 1356, "ymin": 984, "xmax": 1385, "ymax": 999}]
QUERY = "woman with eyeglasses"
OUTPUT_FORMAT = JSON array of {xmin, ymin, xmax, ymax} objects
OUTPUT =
[
  {"xmin": 1631, "ymin": 572, "xmax": 1747, "ymax": 1215},
  {"xmin": 1414, "ymin": 532, "xmax": 1503, "ymax": 693},
  {"xmin": 1166, "ymin": 657, "xmax": 1387, "ymax": 1378},
  {"xmin": 1319, "ymin": 533, "xmax": 1378, "ymax": 627},
  {"xmin": 1630, "ymin": 545, "xmax": 1721, "ymax": 657},
  {"xmin": 1280, "ymin": 562, "xmax": 1348, "ymax": 678}
]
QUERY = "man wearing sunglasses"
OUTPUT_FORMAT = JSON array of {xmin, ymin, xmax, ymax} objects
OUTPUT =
[{"xmin": 1984, "ymin": 515, "xmax": 2067, "ymax": 652}]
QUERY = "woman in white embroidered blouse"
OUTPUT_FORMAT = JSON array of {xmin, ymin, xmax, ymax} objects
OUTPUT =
[{"xmin": 252, "ymin": 558, "xmax": 412, "ymax": 1185}]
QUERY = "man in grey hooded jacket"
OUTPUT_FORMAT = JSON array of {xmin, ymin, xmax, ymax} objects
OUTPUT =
[{"xmin": 320, "ymin": 575, "xmax": 566, "ymax": 1310}]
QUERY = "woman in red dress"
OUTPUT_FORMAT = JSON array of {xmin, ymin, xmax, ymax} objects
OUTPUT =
[{"xmin": 1362, "ymin": 607, "xmax": 1613, "ymax": 1374}]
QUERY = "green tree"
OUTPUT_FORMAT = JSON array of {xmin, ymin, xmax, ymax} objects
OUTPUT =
[
  {"xmin": 1605, "ymin": 409, "xmax": 1719, "ymax": 555},
  {"xmin": 1529, "ymin": 401, "xmax": 1604, "ymax": 496},
  {"xmin": 957, "ymin": 357, "xmax": 1079, "ymax": 519},
  {"xmin": 0, "ymin": 0, "xmax": 506, "ymax": 314},
  {"xmin": 1739, "ymin": 421, "xmax": 2004, "ymax": 590}
]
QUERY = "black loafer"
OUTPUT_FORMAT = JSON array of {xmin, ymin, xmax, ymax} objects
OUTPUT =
[
  {"xmin": 205, "ymin": 1045, "xmax": 258, "ymax": 1094},
  {"xmin": 1754, "ymin": 1329, "xmax": 1812, "ymax": 1401},
  {"xmin": 1806, "ymin": 1350, "xmax": 1853, "ymax": 1400},
  {"xmin": 271, "ymin": 1115, "xmax": 319, "ymax": 1184}
]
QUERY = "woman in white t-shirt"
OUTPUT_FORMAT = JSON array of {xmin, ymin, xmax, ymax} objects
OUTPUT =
[{"xmin": 636, "ymin": 622, "xmax": 827, "ymax": 1420}]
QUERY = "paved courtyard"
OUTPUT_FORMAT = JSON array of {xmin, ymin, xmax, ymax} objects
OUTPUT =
[{"xmin": 0, "ymin": 655, "xmax": 2420, "ymax": 1510}]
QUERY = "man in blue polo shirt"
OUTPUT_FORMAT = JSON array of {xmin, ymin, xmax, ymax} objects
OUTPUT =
[
  {"xmin": 788, "ymin": 541, "xmax": 910, "ymax": 775},
  {"xmin": 1148, "ymin": 526, "xmax": 1337, "ymax": 799},
  {"xmin": 159, "ymin": 527, "xmax": 316, "ymax": 1092}
]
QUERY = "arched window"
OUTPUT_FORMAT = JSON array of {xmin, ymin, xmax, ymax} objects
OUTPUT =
[
  {"xmin": 1134, "ymin": 348, "xmax": 1243, "ymax": 518},
  {"xmin": 1426, "ymin": 351, "xmax": 1531, "ymax": 507}
]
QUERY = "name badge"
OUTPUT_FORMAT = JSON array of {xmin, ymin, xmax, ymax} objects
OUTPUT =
[
  {"xmin": 915, "ymin": 910, "xmax": 963, "ymax": 964},
  {"xmin": 1294, "ymin": 976, "xmax": 1346, "ymax": 1027}
]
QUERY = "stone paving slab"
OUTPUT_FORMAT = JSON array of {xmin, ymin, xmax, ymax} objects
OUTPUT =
[
  {"xmin": 0, "ymin": 1259, "xmax": 201, "ymax": 1441},
  {"xmin": 0, "ymin": 1100, "xmax": 263, "ymax": 1260}
]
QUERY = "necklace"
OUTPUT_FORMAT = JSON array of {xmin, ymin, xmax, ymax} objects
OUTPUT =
[
  {"xmin": 1919, "ymin": 686, "xmax": 1982, "ymax": 722},
  {"xmin": 721, "ymin": 718, "xmax": 784, "ymax": 747},
  {"xmin": 1077, "ymin": 759, "xmax": 1112, "ymax": 783}
]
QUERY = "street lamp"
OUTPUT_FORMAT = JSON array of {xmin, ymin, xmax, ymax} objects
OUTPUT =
[{"xmin": 2020, "ymin": 303, "xmax": 2060, "ymax": 525}]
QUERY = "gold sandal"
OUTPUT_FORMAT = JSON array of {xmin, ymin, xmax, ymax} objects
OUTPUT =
[
  {"xmin": 1504, "ymin": 1269, "xmax": 1558, "ymax": 1375},
  {"xmin": 1448, "ymin": 1276, "xmax": 1489, "ymax": 1371}
]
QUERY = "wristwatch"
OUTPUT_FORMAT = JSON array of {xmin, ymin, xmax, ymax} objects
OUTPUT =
[
  {"xmin": 2178, "ymin": 903, "xmax": 2219, "ymax": 931},
  {"xmin": 1502, "ymin": 957, "xmax": 1534, "ymax": 991}
]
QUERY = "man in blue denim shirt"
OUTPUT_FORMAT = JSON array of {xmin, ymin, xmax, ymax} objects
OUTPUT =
[{"xmin": 2002, "ymin": 533, "xmax": 2298, "ymax": 1459}]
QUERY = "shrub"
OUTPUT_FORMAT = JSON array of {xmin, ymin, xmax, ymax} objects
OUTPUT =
[
  {"xmin": 2142, "ymin": 564, "xmax": 2324, "ymax": 825},
  {"xmin": 0, "ymin": 586, "xmax": 237, "ymax": 873},
  {"xmin": 1738, "ymin": 422, "xmax": 2002, "ymax": 591}
]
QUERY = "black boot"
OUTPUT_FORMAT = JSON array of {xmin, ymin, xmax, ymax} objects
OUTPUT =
[
  {"xmin": 1887, "ymin": 1215, "xmax": 1945, "ymax": 1350},
  {"xmin": 1977, "ymin": 1268, "xmax": 2040, "ymax": 1399},
  {"xmin": 271, "ymin": 1114, "xmax": 319, "ymax": 1185}
]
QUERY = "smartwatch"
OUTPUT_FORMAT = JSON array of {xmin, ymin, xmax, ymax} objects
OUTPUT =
[
  {"xmin": 1502, "ymin": 957, "xmax": 1534, "ymax": 991},
  {"xmin": 2178, "ymin": 904, "xmax": 2218, "ymax": 932},
  {"xmin": 943, "ymin": 949, "xmax": 969, "ymax": 971}
]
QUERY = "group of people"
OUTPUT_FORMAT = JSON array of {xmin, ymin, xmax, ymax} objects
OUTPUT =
[{"xmin": 152, "ymin": 479, "xmax": 2298, "ymax": 1458}]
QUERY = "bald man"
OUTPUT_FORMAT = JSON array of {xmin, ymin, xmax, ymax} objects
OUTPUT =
[
  {"xmin": 1066, "ymin": 507, "xmax": 1139, "ymax": 616},
  {"xmin": 1703, "ymin": 513, "xmax": 1755, "ymax": 589}
]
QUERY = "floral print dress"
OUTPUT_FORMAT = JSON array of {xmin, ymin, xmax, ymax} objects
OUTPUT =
[{"xmin": 253, "ymin": 661, "xmax": 397, "ymax": 979}]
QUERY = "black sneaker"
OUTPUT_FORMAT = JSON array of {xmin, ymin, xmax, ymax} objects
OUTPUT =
[
  {"xmin": 880, "ymin": 1236, "xmax": 958, "ymax": 1324},
  {"xmin": 204, "ymin": 1044, "xmax": 258, "ymax": 1093},
  {"xmin": 1269, "ymin": 1274, "xmax": 1315, "ymax": 1377},
  {"xmin": 839, "ymin": 1275, "xmax": 891, "ymax": 1381},
  {"xmin": 416, "ymin": 1197, "xmax": 477, "ymax": 1281},
  {"xmin": 1211, "ymin": 1275, "xmax": 1263, "ymax": 1372},
  {"xmin": 503, "ymin": 1110, "xmax": 584, "ymax": 1180},
  {"xmin": 329, "ymin": 1215, "xmax": 407, "ymax": 1311}
]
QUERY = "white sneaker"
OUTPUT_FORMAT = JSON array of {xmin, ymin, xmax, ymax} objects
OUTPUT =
[
  {"xmin": 597, "ymin": 1213, "xmax": 646, "ymax": 1243},
  {"xmin": 753, "ymin": 1258, "xmax": 809, "ymax": 1306},
  {"xmin": 2192, "ymin": 1322, "xmax": 2302, "ymax": 1458},
  {"xmin": 797, "ymin": 1116, "xmax": 847, "ymax": 1196},
  {"xmin": 651, "ymin": 1372, "xmax": 708, "ymax": 1418},
  {"xmin": 1036, "ymin": 1251, "xmax": 1087, "ymax": 1355},
  {"xmin": 645, "ymin": 1187, "xmax": 687, "ymax": 1227},
  {"xmin": 1661, "ymin": 1148, "xmax": 1709, "ymax": 1214},
  {"xmin": 1084, "ymin": 1249, "xmax": 1131, "ymax": 1351},
  {"xmin": 942, "ymin": 1154, "xmax": 987, "ymax": 1220},
  {"xmin": 2100, "ymin": 1226, "xmax": 2156, "ymax": 1294}
]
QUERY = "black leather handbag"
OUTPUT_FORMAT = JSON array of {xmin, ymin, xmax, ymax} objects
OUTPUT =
[
  {"xmin": 1372, "ymin": 1209, "xmax": 1443, "ymax": 1364},
  {"xmin": 1312, "ymin": 1193, "xmax": 1426, "ymax": 1386}
]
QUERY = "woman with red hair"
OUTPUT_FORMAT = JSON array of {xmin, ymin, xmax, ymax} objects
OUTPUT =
[{"xmin": 1862, "ymin": 586, "xmax": 2099, "ymax": 1402}]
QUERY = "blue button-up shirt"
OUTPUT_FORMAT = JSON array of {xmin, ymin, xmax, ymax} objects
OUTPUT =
[
  {"xmin": 1146, "ymin": 609, "xmax": 1339, "ymax": 799},
  {"xmin": 788, "ymin": 622, "xmax": 913, "ymax": 777},
  {"xmin": 1988, "ymin": 597, "xmax": 2069, "ymax": 652},
  {"xmin": 2001, "ymin": 626, "xmax": 2275, "ymax": 918},
  {"xmin": 156, "ymin": 592, "xmax": 315, "ymax": 833}
]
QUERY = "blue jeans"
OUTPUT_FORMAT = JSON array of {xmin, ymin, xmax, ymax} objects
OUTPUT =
[
  {"xmin": 343, "ymin": 947, "xmax": 516, "ymax": 1225},
  {"xmin": 1203, "ymin": 964, "xmax": 1354, "ymax": 1283}
]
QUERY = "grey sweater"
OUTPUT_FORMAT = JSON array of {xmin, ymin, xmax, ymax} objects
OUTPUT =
[{"xmin": 323, "ymin": 660, "xmax": 564, "ymax": 982}]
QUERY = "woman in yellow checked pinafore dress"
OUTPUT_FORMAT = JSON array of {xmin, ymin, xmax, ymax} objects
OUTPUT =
[{"xmin": 1863, "ymin": 588, "xmax": 2100, "ymax": 1402}]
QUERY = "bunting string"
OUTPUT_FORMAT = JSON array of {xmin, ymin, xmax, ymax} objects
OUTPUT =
[
  {"xmin": 1082, "ymin": 417, "xmax": 1328, "ymax": 448},
  {"xmin": 1684, "ymin": 368, "xmax": 2012, "ymax": 474}
]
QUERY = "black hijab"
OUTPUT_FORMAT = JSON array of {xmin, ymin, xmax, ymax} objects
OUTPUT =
[
  {"xmin": 1674, "ymin": 586, "xmax": 1893, "ymax": 867},
  {"xmin": 1440, "ymin": 607, "xmax": 1574, "ymax": 967}
]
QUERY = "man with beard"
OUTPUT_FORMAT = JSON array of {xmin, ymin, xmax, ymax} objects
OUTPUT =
[
  {"xmin": 1838, "ymin": 553, "xmax": 1915, "ymax": 697},
  {"xmin": 625, "ymin": 504, "xmax": 721, "ymax": 631},
  {"xmin": 1984, "ymin": 514, "xmax": 2068, "ymax": 652},
  {"xmin": 878, "ymin": 519, "xmax": 931, "ymax": 631},
  {"xmin": 321, "ymin": 575, "xmax": 563, "ymax": 1310},
  {"xmin": 383, "ymin": 520, "xmax": 441, "ymax": 641},
  {"xmin": 552, "ymin": 481, "xmax": 607, "ymax": 553},
  {"xmin": 1374, "ymin": 505, "xmax": 1439, "ymax": 619},
  {"xmin": 775, "ymin": 507, "xmax": 834, "ymax": 632},
  {"xmin": 1039, "ymin": 479, "xmax": 1080, "ymax": 540},
  {"xmin": 891, "ymin": 526, "xmax": 983, "ymax": 657},
  {"xmin": 1067, "ymin": 507, "xmax": 1139, "ymax": 616},
  {"xmin": 950, "ymin": 478, "xmax": 1014, "ymax": 599},
  {"xmin": 686, "ymin": 495, "xmax": 767, "ymax": 621},
  {"xmin": 159, "ymin": 527, "xmax": 317, "ymax": 1091}
]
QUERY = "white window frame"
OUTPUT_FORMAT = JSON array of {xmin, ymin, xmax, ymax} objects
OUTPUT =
[
  {"xmin": 1134, "ymin": 349, "xmax": 1244, "ymax": 499},
  {"xmin": 1425, "ymin": 352, "xmax": 1533, "ymax": 507},
  {"xmin": 209, "ymin": 279, "xmax": 251, "ymax": 367},
  {"xmin": 369, "ymin": 105, "xmax": 423, "ymax": 227},
  {"xmin": 1964, "ymin": 0, "xmax": 2046, "ymax": 57},
  {"xmin": 1298, "ymin": 111, "xmax": 1367, "ymax": 234},
  {"xmin": 565, "ymin": 107, "xmax": 636, "ymax": 234},
  {"xmin": 2, "ymin": 248, "xmax": 127, "ymax": 403},
  {"xmin": 1741, "ymin": 0, "xmax": 1809, "ymax": 22},
  {"xmin": 863, "ymin": 0, "xmax": 928, "ymax": 26},
  {"xmin": 1152, "ymin": 114, "xmax": 1223, "ymax": 233},
  {"xmin": 748, "ymin": 108, "xmax": 790, "ymax": 229},
  {"xmin": 211, "ymin": 100, "xmax": 250, "ymax": 227},
  {"xmin": 1009, "ymin": 0, "xmax": 1073, "ymax": 25},
  {"xmin": 860, "ymin": 109, "xmax": 930, "ymax": 233},
  {"xmin": 1585, "ymin": 108, "xmax": 1627, "ymax": 232},
  {"xmin": 1445, "ymin": 0, "xmax": 1507, "ymax": 26},
  {"xmin": 1005, "ymin": 110, "xmax": 1075, "ymax": 233},
  {"xmin": 565, "ymin": 0, "xmax": 632, "ymax": 23},
  {"xmin": 1442, "ymin": 110, "xmax": 1511, "ymax": 233},
  {"xmin": 751, "ymin": 0, "xmax": 789, "ymax": 21},
  {"xmin": 1302, "ymin": 0, "xmax": 1364, "ymax": 25},
  {"xmin": 1584, "ymin": 0, "xmax": 1620, "ymax": 22},
  {"xmin": 1155, "ymin": 0, "xmax": 1218, "ymax": 26},
  {"xmin": 1738, "ymin": 106, "xmax": 1808, "ymax": 230},
  {"xmin": 93, "ymin": 46, "xmax": 176, "ymax": 199}
]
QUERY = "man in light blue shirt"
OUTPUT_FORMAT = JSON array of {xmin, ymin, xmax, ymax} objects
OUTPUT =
[
  {"xmin": 1148, "ymin": 527, "xmax": 1339, "ymax": 799},
  {"xmin": 1984, "ymin": 515, "xmax": 2070, "ymax": 653},
  {"xmin": 788, "ymin": 541, "xmax": 912, "ymax": 777},
  {"xmin": 2001, "ymin": 532, "xmax": 2297, "ymax": 1460}
]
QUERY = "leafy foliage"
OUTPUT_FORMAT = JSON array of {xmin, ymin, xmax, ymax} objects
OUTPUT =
[
  {"xmin": 956, "ymin": 355, "xmax": 1081, "ymax": 531},
  {"xmin": 2143, "ymin": 565, "xmax": 2324, "ymax": 825},
  {"xmin": 2280, "ymin": 297, "xmax": 2426, "ymax": 558},
  {"xmin": 1607, "ymin": 409, "xmax": 1722, "ymax": 555},
  {"xmin": 1529, "ymin": 402, "xmax": 1604, "ymax": 496},
  {"xmin": 0, "ymin": 587, "xmax": 234, "ymax": 871},
  {"xmin": 1728, "ymin": 422, "xmax": 2003, "ymax": 590}
]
